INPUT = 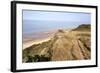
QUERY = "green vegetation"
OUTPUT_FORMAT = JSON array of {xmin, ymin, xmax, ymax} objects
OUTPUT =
[
  {"xmin": 22, "ymin": 40, "xmax": 52, "ymax": 63},
  {"xmin": 26, "ymin": 55, "xmax": 50, "ymax": 63}
]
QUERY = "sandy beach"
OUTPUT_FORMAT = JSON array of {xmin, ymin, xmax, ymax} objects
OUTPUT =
[
  {"xmin": 22, "ymin": 37, "xmax": 52, "ymax": 49},
  {"xmin": 22, "ymin": 30, "xmax": 56, "ymax": 49}
]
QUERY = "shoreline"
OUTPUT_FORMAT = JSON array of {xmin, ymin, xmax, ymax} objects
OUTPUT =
[
  {"xmin": 23, "ymin": 37, "xmax": 51, "ymax": 50},
  {"xmin": 22, "ymin": 30, "xmax": 56, "ymax": 49}
]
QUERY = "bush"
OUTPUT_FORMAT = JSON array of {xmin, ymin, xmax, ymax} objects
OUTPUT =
[{"xmin": 26, "ymin": 55, "xmax": 50, "ymax": 63}]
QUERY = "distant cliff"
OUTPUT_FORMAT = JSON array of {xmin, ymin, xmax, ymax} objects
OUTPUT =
[{"xmin": 73, "ymin": 24, "xmax": 91, "ymax": 31}]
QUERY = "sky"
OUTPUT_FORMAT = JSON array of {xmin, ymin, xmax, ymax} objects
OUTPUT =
[
  {"xmin": 23, "ymin": 10, "xmax": 91, "ymax": 23},
  {"xmin": 23, "ymin": 10, "xmax": 91, "ymax": 33}
]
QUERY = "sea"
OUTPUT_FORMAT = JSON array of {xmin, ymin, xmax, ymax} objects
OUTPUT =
[{"xmin": 22, "ymin": 20, "xmax": 89, "ymax": 34}]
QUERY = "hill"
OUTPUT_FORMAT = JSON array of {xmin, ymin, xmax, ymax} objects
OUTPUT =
[
  {"xmin": 72, "ymin": 24, "xmax": 91, "ymax": 31},
  {"xmin": 23, "ymin": 24, "xmax": 91, "ymax": 63}
]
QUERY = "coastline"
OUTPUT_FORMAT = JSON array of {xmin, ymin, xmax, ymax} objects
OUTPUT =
[
  {"xmin": 22, "ymin": 30, "xmax": 56, "ymax": 49},
  {"xmin": 23, "ymin": 36, "xmax": 52, "ymax": 50}
]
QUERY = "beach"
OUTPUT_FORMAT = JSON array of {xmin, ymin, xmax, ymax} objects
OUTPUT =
[
  {"xmin": 23, "ymin": 37, "xmax": 52, "ymax": 49},
  {"xmin": 22, "ymin": 30, "xmax": 55, "ymax": 49}
]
